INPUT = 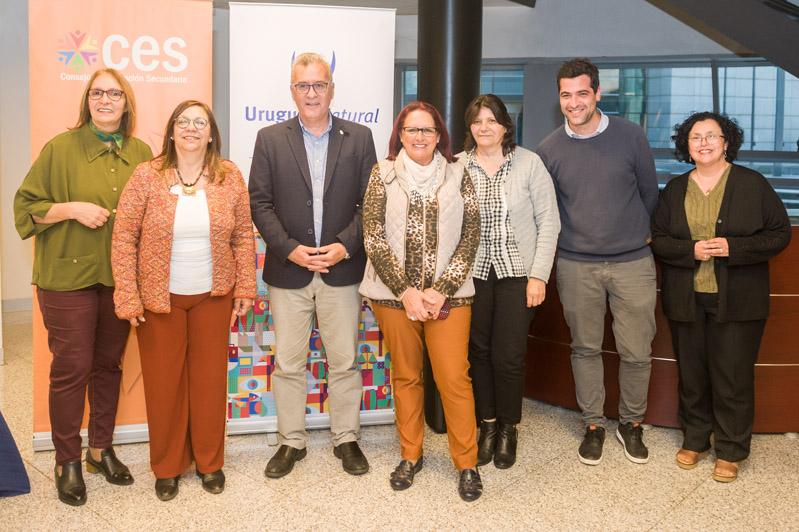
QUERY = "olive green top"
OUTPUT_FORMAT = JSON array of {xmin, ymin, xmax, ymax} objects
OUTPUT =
[
  {"xmin": 684, "ymin": 165, "xmax": 731, "ymax": 293},
  {"xmin": 14, "ymin": 124, "xmax": 153, "ymax": 291}
]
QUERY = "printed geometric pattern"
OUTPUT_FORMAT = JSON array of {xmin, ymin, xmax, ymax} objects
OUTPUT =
[{"xmin": 227, "ymin": 236, "xmax": 393, "ymax": 419}]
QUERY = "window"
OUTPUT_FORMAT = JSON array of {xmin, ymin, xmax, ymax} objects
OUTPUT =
[
  {"xmin": 598, "ymin": 61, "xmax": 799, "ymax": 221},
  {"xmin": 399, "ymin": 66, "xmax": 525, "ymax": 145}
]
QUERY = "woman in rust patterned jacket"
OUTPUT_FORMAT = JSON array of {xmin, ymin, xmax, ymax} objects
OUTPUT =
[{"xmin": 111, "ymin": 100, "xmax": 256, "ymax": 501}]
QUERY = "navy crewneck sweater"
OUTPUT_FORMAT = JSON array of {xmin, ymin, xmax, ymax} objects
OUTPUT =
[{"xmin": 536, "ymin": 116, "xmax": 658, "ymax": 262}]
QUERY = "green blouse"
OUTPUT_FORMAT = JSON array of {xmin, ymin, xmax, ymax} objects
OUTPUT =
[
  {"xmin": 14, "ymin": 124, "xmax": 153, "ymax": 291},
  {"xmin": 684, "ymin": 165, "xmax": 731, "ymax": 294}
]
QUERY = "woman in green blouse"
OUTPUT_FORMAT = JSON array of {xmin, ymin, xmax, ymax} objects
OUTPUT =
[
  {"xmin": 651, "ymin": 112, "xmax": 790, "ymax": 483},
  {"xmin": 14, "ymin": 68, "xmax": 152, "ymax": 506}
]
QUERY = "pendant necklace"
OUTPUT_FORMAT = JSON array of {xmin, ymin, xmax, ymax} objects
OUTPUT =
[{"xmin": 176, "ymin": 167, "xmax": 203, "ymax": 196}]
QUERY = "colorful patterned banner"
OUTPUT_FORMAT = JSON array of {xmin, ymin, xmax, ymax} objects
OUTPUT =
[{"xmin": 227, "ymin": 237, "xmax": 393, "ymax": 420}]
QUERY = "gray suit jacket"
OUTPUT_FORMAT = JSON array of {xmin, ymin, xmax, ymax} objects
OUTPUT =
[{"xmin": 249, "ymin": 116, "xmax": 377, "ymax": 289}]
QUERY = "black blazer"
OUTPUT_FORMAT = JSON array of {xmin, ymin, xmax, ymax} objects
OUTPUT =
[
  {"xmin": 249, "ymin": 116, "xmax": 377, "ymax": 289},
  {"xmin": 651, "ymin": 164, "xmax": 790, "ymax": 322}
]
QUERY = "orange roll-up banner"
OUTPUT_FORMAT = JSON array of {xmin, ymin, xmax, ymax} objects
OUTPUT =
[{"xmin": 28, "ymin": 0, "xmax": 212, "ymax": 449}]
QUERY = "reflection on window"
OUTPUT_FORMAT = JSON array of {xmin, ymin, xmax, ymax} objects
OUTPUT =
[{"xmin": 399, "ymin": 66, "xmax": 525, "ymax": 145}]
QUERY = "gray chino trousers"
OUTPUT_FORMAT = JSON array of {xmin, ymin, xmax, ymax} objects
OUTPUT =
[{"xmin": 556, "ymin": 255, "xmax": 657, "ymax": 427}]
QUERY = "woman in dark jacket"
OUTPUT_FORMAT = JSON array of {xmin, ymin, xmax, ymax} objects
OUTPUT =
[{"xmin": 651, "ymin": 111, "xmax": 790, "ymax": 483}]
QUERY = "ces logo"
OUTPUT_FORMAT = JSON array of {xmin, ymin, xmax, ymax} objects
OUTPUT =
[
  {"xmin": 103, "ymin": 35, "xmax": 188, "ymax": 73},
  {"xmin": 58, "ymin": 31, "xmax": 188, "ymax": 73}
]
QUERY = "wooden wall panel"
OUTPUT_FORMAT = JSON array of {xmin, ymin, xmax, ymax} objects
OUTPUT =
[{"xmin": 525, "ymin": 236, "xmax": 799, "ymax": 433}]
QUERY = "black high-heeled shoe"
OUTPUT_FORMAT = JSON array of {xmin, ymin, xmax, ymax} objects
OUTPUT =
[
  {"xmin": 55, "ymin": 460, "xmax": 87, "ymax": 506},
  {"xmin": 389, "ymin": 457, "xmax": 423, "ymax": 491},
  {"xmin": 196, "ymin": 469, "xmax": 225, "ymax": 494},
  {"xmin": 85, "ymin": 448, "xmax": 134, "ymax": 485},
  {"xmin": 477, "ymin": 420, "xmax": 498, "ymax": 466},
  {"xmin": 154, "ymin": 476, "xmax": 180, "ymax": 501},
  {"xmin": 494, "ymin": 423, "xmax": 518, "ymax": 469}
]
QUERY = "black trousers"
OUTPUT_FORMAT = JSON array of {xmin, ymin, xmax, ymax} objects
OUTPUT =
[
  {"xmin": 468, "ymin": 268, "xmax": 536, "ymax": 425},
  {"xmin": 669, "ymin": 292, "xmax": 766, "ymax": 462}
]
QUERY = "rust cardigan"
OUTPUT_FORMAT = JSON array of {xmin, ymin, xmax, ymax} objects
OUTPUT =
[{"xmin": 111, "ymin": 159, "xmax": 257, "ymax": 319}]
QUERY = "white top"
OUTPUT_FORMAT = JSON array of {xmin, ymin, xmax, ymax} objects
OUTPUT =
[
  {"xmin": 564, "ymin": 109, "xmax": 609, "ymax": 139},
  {"xmin": 169, "ymin": 184, "xmax": 213, "ymax": 295}
]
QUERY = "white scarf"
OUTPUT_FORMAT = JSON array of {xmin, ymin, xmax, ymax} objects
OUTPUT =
[{"xmin": 400, "ymin": 149, "xmax": 444, "ymax": 198}]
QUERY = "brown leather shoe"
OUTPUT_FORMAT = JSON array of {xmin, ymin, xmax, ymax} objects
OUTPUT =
[
  {"xmin": 712, "ymin": 459, "xmax": 739, "ymax": 483},
  {"xmin": 676, "ymin": 448, "xmax": 703, "ymax": 470}
]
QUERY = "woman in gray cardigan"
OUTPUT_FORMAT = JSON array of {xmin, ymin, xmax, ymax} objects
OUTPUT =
[{"xmin": 460, "ymin": 94, "xmax": 560, "ymax": 469}]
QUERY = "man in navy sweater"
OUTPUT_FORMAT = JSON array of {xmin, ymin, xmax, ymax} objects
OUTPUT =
[{"xmin": 536, "ymin": 58, "xmax": 659, "ymax": 466}]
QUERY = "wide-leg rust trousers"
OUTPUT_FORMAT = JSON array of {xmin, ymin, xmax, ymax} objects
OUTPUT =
[
  {"xmin": 136, "ymin": 291, "xmax": 232, "ymax": 478},
  {"xmin": 372, "ymin": 304, "xmax": 477, "ymax": 470}
]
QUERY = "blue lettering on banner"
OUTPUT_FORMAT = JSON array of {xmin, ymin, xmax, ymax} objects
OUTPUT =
[{"xmin": 244, "ymin": 106, "xmax": 381, "ymax": 125}]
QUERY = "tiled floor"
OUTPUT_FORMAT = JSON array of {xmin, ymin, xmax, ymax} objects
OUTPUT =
[{"xmin": 1, "ymin": 310, "xmax": 797, "ymax": 531}]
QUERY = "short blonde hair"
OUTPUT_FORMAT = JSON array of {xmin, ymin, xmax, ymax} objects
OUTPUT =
[
  {"xmin": 74, "ymin": 68, "xmax": 137, "ymax": 138},
  {"xmin": 291, "ymin": 52, "xmax": 332, "ymax": 82}
]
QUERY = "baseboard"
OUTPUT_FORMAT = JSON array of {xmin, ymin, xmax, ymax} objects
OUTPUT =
[{"xmin": 32, "ymin": 410, "xmax": 396, "ymax": 451}]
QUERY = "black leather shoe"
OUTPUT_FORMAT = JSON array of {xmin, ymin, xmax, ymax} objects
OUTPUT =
[
  {"xmin": 196, "ymin": 469, "xmax": 225, "ymax": 494},
  {"xmin": 494, "ymin": 423, "xmax": 518, "ymax": 469},
  {"xmin": 85, "ymin": 448, "xmax": 134, "ymax": 486},
  {"xmin": 154, "ymin": 476, "xmax": 179, "ymax": 501},
  {"xmin": 333, "ymin": 441, "xmax": 369, "ymax": 475},
  {"xmin": 265, "ymin": 445, "xmax": 307, "ymax": 479},
  {"xmin": 477, "ymin": 420, "xmax": 497, "ymax": 466},
  {"xmin": 458, "ymin": 468, "xmax": 483, "ymax": 502},
  {"xmin": 389, "ymin": 457, "xmax": 423, "ymax": 491},
  {"xmin": 55, "ymin": 460, "xmax": 86, "ymax": 506}
]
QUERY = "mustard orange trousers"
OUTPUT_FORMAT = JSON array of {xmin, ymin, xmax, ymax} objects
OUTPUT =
[{"xmin": 372, "ymin": 304, "xmax": 477, "ymax": 470}]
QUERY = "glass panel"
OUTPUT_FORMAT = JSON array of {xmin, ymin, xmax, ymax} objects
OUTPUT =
[
  {"xmin": 599, "ymin": 67, "xmax": 713, "ymax": 149},
  {"xmin": 719, "ymin": 65, "xmax": 799, "ymax": 152},
  {"xmin": 399, "ymin": 67, "xmax": 524, "ymax": 144}
]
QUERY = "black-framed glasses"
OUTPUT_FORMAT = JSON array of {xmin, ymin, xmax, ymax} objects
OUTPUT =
[
  {"xmin": 175, "ymin": 117, "xmax": 209, "ymax": 130},
  {"xmin": 402, "ymin": 127, "xmax": 438, "ymax": 137},
  {"xmin": 292, "ymin": 82, "xmax": 330, "ymax": 94},
  {"xmin": 688, "ymin": 133, "xmax": 725, "ymax": 145},
  {"xmin": 88, "ymin": 88, "xmax": 125, "ymax": 101}
]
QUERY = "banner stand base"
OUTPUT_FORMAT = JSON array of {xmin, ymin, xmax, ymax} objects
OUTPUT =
[{"xmin": 32, "ymin": 409, "xmax": 395, "ymax": 451}]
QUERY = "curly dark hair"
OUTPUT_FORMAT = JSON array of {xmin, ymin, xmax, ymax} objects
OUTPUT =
[
  {"xmin": 463, "ymin": 94, "xmax": 517, "ymax": 156},
  {"xmin": 672, "ymin": 111, "xmax": 744, "ymax": 163}
]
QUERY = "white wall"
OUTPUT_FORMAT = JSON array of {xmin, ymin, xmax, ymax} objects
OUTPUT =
[
  {"xmin": 1, "ymin": 0, "xmax": 33, "ymax": 310},
  {"xmin": 0, "ymin": 0, "xmax": 737, "ymax": 308}
]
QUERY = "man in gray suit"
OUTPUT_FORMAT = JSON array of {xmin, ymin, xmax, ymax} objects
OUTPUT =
[{"xmin": 249, "ymin": 52, "xmax": 377, "ymax": 478}]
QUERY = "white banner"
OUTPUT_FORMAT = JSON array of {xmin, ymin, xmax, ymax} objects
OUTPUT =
[
  {"xmin": 229, "ymin": 2, "xmax": 396, "ymax": 181},
  {"xmin": 226, "ymin": 3, "xmax": 396, "ymax": 434}
]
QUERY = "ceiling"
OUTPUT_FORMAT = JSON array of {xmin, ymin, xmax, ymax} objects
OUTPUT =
[{"xmin": 213, "ymin": 1, "xmax": 531, "ymax": 14}]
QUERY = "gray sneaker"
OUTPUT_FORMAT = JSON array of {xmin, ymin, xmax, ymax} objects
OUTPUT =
[
  {"xmin": 578, "ymin": 426, "xmax": 605, "ymax": 465},
  {"xmin": 616, "ymin": 422, "xmax": 649, "ymax": 464}
]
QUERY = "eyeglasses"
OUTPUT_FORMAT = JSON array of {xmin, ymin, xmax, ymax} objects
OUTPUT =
[
  {"xmin": 292, "ymin": 82, "xmax": 330, "ymax": 94},
  {"xmin": 88, "ymin": 88, "xmax": 125, "ymax": 101},
  {"xmin": 175, "ymin": 117, "xmax": 209, "ymax": 130},
  {"xmin": 402, "ymin": 127, "xmax": 438, "ymax": 137},
  {"xmin": 688, "ymin": 133, "xmax": 725, "ymax": 145}
]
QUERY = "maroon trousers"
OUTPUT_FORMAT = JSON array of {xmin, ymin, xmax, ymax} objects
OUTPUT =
[{"xmin": 37, "ymin": 285, "xmax": 130, "ymax": 465}]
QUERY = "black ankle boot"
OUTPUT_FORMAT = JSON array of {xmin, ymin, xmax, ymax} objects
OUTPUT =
[
  {"xmin": 55, "ymin": 460, "xmax": 87, "ymax": 506},
  {"xmin": 476, "ymin": 420, "xmax": 497, "ymax": 466},
  {"xmin": 494, "ymin": 423, "xmax": 518, "ymax": 469}
]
